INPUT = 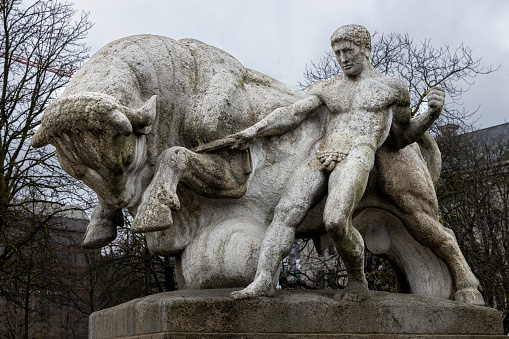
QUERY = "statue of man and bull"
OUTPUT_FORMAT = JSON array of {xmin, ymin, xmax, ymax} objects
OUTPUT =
[{"xmin": 32, "ymin": 25, "xmax": 483, "ymax": 305}]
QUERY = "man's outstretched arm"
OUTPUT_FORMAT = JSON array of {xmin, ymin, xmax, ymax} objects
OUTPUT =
[{"xmin": 230, "ymin": 95, "xmax": 323, "ymax": 149}]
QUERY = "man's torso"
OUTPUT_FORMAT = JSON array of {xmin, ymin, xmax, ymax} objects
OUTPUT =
[
  {"xmin": 306, "ymin": 74, "xmax": 404, "ymax": 171},
  {"xmin": 318, "ymin": 76, "xmax": 397, "ymax": 145}
]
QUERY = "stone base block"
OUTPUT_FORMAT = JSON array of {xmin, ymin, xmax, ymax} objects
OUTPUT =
[{"xmin": 89, "ymin": 289, "xmax": 505, "ymax": 338}]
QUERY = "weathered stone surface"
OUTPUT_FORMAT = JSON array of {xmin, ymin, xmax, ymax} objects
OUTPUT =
[
  {"xmin": 228, "ymin": 24, "xmax": 481, "ymax": 306},
  {"xmin": 89, "ymin": 289, "xmax": 505, "ymax": 339},
  {"xmin": 31, "ymin": 27, "xmax": 504, "ymax": 339},
  {"xmin": 32, "ymin": 34, "xmax": 307, "ymax": 289},
  {"xmin": 32, "ymin": 28, "xmax": 482, "ymax": 306}
]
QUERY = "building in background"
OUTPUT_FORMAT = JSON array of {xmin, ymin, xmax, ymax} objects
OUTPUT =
[{"xmin": 0, "ymin": 204, "xmax": 94, "ymax": 338}]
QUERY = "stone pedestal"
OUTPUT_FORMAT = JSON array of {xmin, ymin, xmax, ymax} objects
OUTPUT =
[{"xmin": 89, "ymin": 289, "xmax": 504, "ymax": 338}]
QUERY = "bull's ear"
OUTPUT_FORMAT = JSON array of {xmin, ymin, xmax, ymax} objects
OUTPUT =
[{"xmin": 125, "ymin": 95, "xmax": 157, "ymax": 135}]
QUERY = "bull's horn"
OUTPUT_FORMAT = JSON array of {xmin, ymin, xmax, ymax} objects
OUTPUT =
[
  {"xmin": 124, "ymin": 95, "xmax": 157, "ymax": 135},
  {"xmin": 31, "ymin": 102, "xmax": 58, "ymax": 148},
  {"xmin": 32, "ymin": 126, "xmax": 49, "ymax": 148},
  {"xmin": 110, "ymin": 110, "xmax": 133, "ymax": 136}
]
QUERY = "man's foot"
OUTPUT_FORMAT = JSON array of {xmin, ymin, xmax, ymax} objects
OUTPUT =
[
  {"xmin": 334, "ymin": 279, "xmax": 369, "ymax": 302},
  {"xmin": 455, "ymin": 288, "xmax": 485, "ymax": 306},
  {"xmin": 230, "ymin": 277, "xmax": 275, "ymax": 300},
  {"xmin": 82, "ymin": 219, "xmax": 117, "ymax": 249},
  {"xmin": 131, "ymin": 185, "xmax": 179, "ymax": 233}
]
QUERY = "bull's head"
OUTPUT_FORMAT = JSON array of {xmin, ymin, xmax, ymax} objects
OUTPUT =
[{"xmin": 32, "ymin": 93, "xmax": 157, "ymax": 208}]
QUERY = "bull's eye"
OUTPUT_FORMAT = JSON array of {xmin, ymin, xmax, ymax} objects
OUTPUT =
[
  {"xmin": 73, "ymin": 165, "xmax": 88, "ymax": 179},
  {"xmin": 62, "ymin": 160, "xmax": 87, "ymax": 180}
]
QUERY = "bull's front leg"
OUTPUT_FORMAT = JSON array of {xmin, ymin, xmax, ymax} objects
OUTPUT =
[
  {"xmin": 132, "ymin": 146, "xmax": 250, "ymax": 233},
  {"xmin": 82, "ymin": 202, "xmax": 123, "ymax": 249},
  {"xmin": 131, "ymin": 147, "xmax": 185, "ymax": 233}
]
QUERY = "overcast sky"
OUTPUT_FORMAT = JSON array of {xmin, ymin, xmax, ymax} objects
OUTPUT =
[{"xmin": 67, "ymin": 0, "xmax": 509, "ymax": 128}]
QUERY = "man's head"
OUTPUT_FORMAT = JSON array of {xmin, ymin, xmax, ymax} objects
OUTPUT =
[
  {"xmin": 330, "ymin": 25, "xmax": 371, "ymax": 77},
  {"xmin": 331, "ymin": 24, "xmax": 371, "ymax": 55}
]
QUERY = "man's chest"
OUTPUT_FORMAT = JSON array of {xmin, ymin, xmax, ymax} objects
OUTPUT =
[{"xmin": 320, "ymin": 79, "xmax": 396, "ymax": 113}]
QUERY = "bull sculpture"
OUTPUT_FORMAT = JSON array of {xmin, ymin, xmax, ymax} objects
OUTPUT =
[{"xmin": 32, "ymin": 35, "xmax": 483, "ymax": 304}]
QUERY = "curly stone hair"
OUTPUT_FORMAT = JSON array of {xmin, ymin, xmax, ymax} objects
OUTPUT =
[
  {"xmin": 330, "ymin": 24, "xmax": 371, "ymax": 52},
  {"xmin": 31, "ymin": 92, "xmax": 133, "ymax": 148}
]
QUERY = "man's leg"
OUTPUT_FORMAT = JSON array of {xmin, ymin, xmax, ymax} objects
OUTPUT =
[
  {"xmin": 231, "ymin": 163, "xmax": 327, "ymax": 299},
  {"xmin": 398, "ymin": 210, "xmax": 484, "ymax": 304},
  {"xmin": 324, "ymin": 145, "xmax": 375, "ymax": 301}
]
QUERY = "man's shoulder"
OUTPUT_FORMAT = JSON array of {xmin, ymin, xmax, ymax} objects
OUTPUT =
[
  {"xmin": 373, "ymin": 76, "xmax": 410, "ymax": 103},
  {"xmin": 383, "ymin": 78, "xmax": 410, "ymax": 107},
  {"xmin": 383, "ymin": 77, "xmax": 408, "ymax": 93},
  {"xmin": 306, "ymin": 80, "xmax": 327, "ymax": 96},
  {"xmin": 306, "ymin": 76, "xmax": 341, "ymax": 96}
]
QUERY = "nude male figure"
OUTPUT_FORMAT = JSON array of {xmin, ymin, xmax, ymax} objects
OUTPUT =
[{"xmin": 229, "ymin": 24, "xmax": 449, "ymax": 301}]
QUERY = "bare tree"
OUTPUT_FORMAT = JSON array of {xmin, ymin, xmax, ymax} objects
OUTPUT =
[
  {"xmin": 0, "ymin": 0, "xmax": 93, "ymax": 337},
  {"xmin": 39, "ymin": 217, "xmax": 177, "ymax": 338},
  {"xmin": 0, "ymin": 2, "xmax": 180, "ymax": 336},
  {"xmin": 0, "ymin": 0, "xmax": 93, "ymax": 270},
  {"xmin": 438, "ymin": 126, "xmax": 509, "ymax": 334},
  {"xmin": 0, "ymin": 204, "xmax": 92, "ymax": 338},
  {"xmin": 60, "ymin": 226, "xmax": 177, "ymax": 317}
]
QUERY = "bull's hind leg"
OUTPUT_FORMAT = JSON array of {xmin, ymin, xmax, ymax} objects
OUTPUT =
[
  {"xmin": 377, "ymin": 144, "xmax": 484, "ymax": 305},
  {"xmin": 396, "ymin": 210, "xmax": 484, "ymax": 305},
  {"xmin": 132, "ymin": 146, "xmax": 250, "ymax": 233}
]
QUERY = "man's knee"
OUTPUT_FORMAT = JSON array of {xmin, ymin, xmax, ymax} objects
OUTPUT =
[{"xmin": 323, "ymin": 210, "xmax": 348, "ymax": 239}]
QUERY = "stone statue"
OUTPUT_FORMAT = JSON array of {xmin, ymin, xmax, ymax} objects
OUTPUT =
[
  {"xmin": 31, "ymin": 29, "xmax": 483, "ymax": 304},
  {"xmin": 31, "ymin": 34, "xmax": 309, "ymax": 288},
  {"xmin": 227, "ymin": 25, "xmax": 482, "ymax": 304}
]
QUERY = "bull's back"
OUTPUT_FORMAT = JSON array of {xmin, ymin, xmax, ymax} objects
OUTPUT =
[
  {"xmin": 65, "ymin": 35, "xmax": 301, "ymax": 149},
  {"xmin": 66, "ymin": 36, "xmax": 198, "ymax": 118}
]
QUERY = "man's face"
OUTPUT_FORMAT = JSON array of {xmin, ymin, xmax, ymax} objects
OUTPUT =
[{"xmin": 332, "ymin": 40, "xmax": 366, "ymax": 77}]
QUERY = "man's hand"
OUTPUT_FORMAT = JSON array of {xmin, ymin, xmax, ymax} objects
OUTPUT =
[
  {"xmin": 427, "ymin": 87, "xmax": 445, "ymax": 118},
  {"xmin": 229, "ymin": 126, "xmax": 258, "ymax": 150}
]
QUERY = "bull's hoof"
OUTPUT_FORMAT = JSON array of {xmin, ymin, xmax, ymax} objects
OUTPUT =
[
  {"xmin": 455, "ymin": 288, "xmax": 485, "ymax": 306},
  {"xmin": 132, "ymin": 200, "xmax": 173, "ymax": 233},
  {"xmin": 82, "ymin": 221, "xmax": 117, "ymax": 249},
  {"xmin": 334, "ymin": 280, "xmax": 370, "ymax": 302}
]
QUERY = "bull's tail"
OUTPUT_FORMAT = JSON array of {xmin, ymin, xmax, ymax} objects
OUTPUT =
[{"xmin": 417, "ymin": 131, "xmax": 442, "ymax": 188}]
